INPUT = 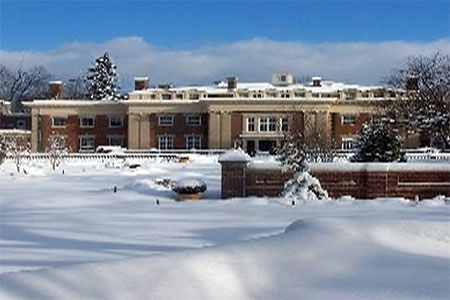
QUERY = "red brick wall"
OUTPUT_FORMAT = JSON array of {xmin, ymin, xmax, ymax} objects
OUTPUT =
[
  {"xmin": 221, "ymin": 163, "xmax": 450, "ymax": 199},
  {"xmin": 221, "ymin": 162, "xmax": 248, "ymax": 198},
  {"xmin": 331, "ymin": 113, "xmax": 371, "ymax": 146},
  {"xmin": 41, "ymin": 115, "xmax": 128, "ymax": 152},
  {"xmin": 149, "ymin": 113, "xmax": 209, "ymax": 149}
]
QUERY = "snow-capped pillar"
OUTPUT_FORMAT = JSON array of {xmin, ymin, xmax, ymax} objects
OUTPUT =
[{"xmin": 218, "ymin": 149, "xmax": 251, "ymax": 199}]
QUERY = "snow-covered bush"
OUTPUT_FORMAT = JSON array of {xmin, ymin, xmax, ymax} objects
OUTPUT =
[
  {"xmin": 352, "ymin": 120, "xmax": 405, "ymax": 162},
  {"xmin": 172, "ymin": 178, "xmax": 207, "ymax": 194},
  {"xmin": 276, "ymin": 132, "xmax": 328, "ymax": 201},
  {"xmin": 4, "ymin": 137, "xmax": 30, "ymax": 173},
  {"xmin": 46, "ymin": 134, "xmax": 69, "ymax": 171}
]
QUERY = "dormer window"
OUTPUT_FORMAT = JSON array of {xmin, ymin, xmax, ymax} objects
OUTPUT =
[
  {"xmin": 162, "ymin": 94, "xmax": 172, "ymax": 100},
  {"xmin": 189, "ymin": 94, "xmax": 199, "ymax": 100}
]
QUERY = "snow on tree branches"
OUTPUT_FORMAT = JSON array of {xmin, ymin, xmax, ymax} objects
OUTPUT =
[
  {"xmin": 386, "ymin": 52, "xmax": 450, "ymax": 150},
  {"xmin": 86, "ymin": 53, "xmax": 122, "ymax": 101},
  {"xmin": 46, "ymin": 135, "xmax": 69, "ymax": 171},
  {"xmin": 352, "ymin": 119, "xmax": 405, "ymax": 163},
  {"xmin": 275, "ymin": 132, "xmax": 328, "ymax": 201}
]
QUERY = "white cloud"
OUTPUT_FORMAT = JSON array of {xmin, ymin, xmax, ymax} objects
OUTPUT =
[{"xmin": 1, "ymin": 36, "xmax": 449, "ymax": 91}]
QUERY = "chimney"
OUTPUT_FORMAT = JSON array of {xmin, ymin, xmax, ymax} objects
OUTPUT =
[
  {"xmin": 227, "ymin": 77, "xmax": 237, "ymax": 90},
  {"xmin": 134, "ymin": 77, "xmax": 149, "ymax": 91},
  {"xmin": 312, "ymin": 76, "xmax": 322, "ymax": 87},
  {"xmin": 49, "ymin": 81, "xmax": 64, "ymax": 99},
  {"xmin": 406, "ymin": 75, "xmax": 419, "ymax": 91}
]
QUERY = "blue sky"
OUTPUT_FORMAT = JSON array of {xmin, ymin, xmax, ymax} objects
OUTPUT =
[
  {"xmin": 1, "ymin": 0, "xmax": 449, "ymax": 51},
  {"xmin": 0, "ymin": 1, "xmax": 449, "ymax": 88}
]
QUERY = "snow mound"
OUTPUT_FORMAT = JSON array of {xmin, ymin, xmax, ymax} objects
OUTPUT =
[
  {"xmin": 218, "ymin": 148, "xmax": 250, "ymax": 162},
  {"xmin": 2, "ymin": 217, "xmax": 448, "ymax": 300}
]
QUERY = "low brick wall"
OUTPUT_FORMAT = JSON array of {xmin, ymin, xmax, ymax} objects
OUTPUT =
[{"xmin": 220, "ymin": 161, "xmax": 450, "ymax": 200}]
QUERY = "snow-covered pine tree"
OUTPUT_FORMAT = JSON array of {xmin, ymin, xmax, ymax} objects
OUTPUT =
[
  {"xmin": 275, "ymin": 132, "xmax": 328, "ymax": 201},
  {"xmin": 85, "ymin": 53, "xmax": 121, "ymax": 100},
  {"xmin": 352, "ymin": 119, "xmax": 405, "ymax": 162}
]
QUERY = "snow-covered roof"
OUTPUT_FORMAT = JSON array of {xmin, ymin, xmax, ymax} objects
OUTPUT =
[
  {"xmin": 25, "ymin": 100, "xmax": 123, "ymax": 107},
  {"xmin": 132, "ymin": 80, "xmax": 383, "ymax": 94}
]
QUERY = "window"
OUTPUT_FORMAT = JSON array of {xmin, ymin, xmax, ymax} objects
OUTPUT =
[
  {"xmin": 259, "ymin": 117, "xmax": 277, "ymax": 132},
  {"xmin": 109, "ymin": 116, "xmax": 123, "ymax": 128},
  {"xmin": 52, "ymin": 117, "xmax": 67, "ymax": 128},
  {"xmin": 186, "ymin": 136, "xmax": 201, "ymax": 149},
  {"xmin": 294, "ymin": 92, "xmax": 306, "ymax": 98},
  {"xmin": 342, "ymin": 138, "xmax": 354, "ymax": 150},
  {"xmin": 158, "ymin": 115, "xmax": 173, "ymax": 126},
  {"xmin": 238, "ymin": 93, "xmax": 249, "ymax": 98},
  {"xmin": 162, "ymin": 94, "xmax": 172, "ymax": 100},
  {"xmin": 247, "ymin": 117, "xmax": 255, "ymax": 132},
  {"xmin": 267, "ymin": 92, "xmax": 277, "ymax": 98},
  {"xmin": 176, "ymin": 94, "xmax": 183, "ymax": 100},
  {"xmin": 189, "ymin": 94, "xmax": 199, "ymax": 100},
  {"xmin": 342, "ymin": 115, "xmax": 357, "ymax": 125},
  {"xmin": 79, "ymin": 136, "xmax": 95, "ymax": 151},
  {"xmin": 312, "ymin": 93, "xmax": 320, "ymax": 98},
  {"xmin": 186, "ymin": 115, "xmax": 201, "ymax": 126},
  {"xmin": 108, "ymin": 135, "xmax": 124, "ymax": 146},
  {"xmin": 281, "ymin": 117, "xmax": 289, "ymax": 132},
  {"xmin": 158, "ymin": 136, "xmax": 173, "ymax": 150},
  {"xmin": 345, "ymin": 92, "xmax": 356, "ymax": 100},
  {"xmin": 80, "ymin": 116, "xmax": 94, "ymax": 128}
]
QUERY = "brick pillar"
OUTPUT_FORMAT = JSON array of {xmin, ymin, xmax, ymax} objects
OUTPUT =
[{"xmin": 220, "ymin": 161, "xmax": 248, "ymax": 199}]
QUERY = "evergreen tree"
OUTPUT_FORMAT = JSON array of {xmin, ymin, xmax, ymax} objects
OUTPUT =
[
  {"xmin": 352, "ymin": 119, "xmax": 405, "ymax": 162},
  {"xmin": 276, "ymin": 132, "xmax": 328, "ymax": 201},
  {"xmin": 85, "ymin": 53, "xmax": 121, "ymax": 100}
]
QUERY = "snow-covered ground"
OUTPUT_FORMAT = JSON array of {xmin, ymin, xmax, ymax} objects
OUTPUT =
[{"xmin": 0, "ymin": 156, "xmax": 449, "ymax": 299}]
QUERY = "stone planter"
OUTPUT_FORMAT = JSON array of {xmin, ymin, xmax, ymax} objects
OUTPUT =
[{"xmin": 176, "ymin": 193, "xmax": 203, "ymax": 201}]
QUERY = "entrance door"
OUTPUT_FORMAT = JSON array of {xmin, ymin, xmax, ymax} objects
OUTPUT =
[{"xmin": 246, "ymin": 140, "xmax": 255, "ymax": 156}]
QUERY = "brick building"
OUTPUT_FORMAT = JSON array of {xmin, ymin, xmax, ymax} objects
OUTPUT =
[{"xmin": 25, "ymin": 74, "xmax": 420, "ymax": 152}]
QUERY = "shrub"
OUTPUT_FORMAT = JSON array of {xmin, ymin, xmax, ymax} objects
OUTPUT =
[{"xmin": 172, "ymin": 178, "xmax": 207, "ymax": 194}]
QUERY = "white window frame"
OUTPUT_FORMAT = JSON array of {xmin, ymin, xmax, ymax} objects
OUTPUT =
[
  {"xmin": 341, "ymin": 137, "xmax": 355, "ymax": 150},
  {"xmin": 342, "ymin": 115, "xmax": 357, "ymax": 125},
  {"xmin": 186, "ymin": 115, "xmax": 201, "ymax": 126},
  {"xmin": 158, "ymin": 135, "xmax": 173, "ymax": 150},
  {"xmin": 185, "ymin": 135, "xmax": 201, "ymax": 149},
  {"xmin": 109, "ymin": 116, "xmax": 124, "ymax": 128},
  {"xmin": 79, "ymin": 136, "xmax": 95, "ymax": 152},
  {"xmin": 52, "ymin": 117, "xmax": 67, "ymax": 128},
  {"xmin": 268, "ymin": 117, "xmax": 277, "ymax": 132},
  {"xmin": 108, "ymin": 135, "xmax": 124, "ymax": 146},
  {"xmin": 158, "ymin": 115, "xmax": 173, "ymax": 126},
  {"xmin": 79, "ymin": 116, "xmax": 94, "ymax": 128},
  {"xmin": 247, "ymin": 117, "xmax": 255, "ymax": 132}
]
